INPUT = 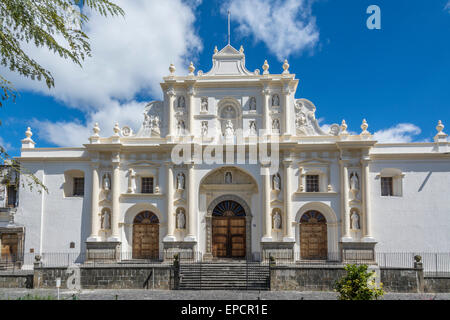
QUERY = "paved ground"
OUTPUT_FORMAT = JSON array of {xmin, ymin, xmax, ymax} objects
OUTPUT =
[{"xmin": 0, "ymin": 288, "xmax": 449, "ymax": 300}]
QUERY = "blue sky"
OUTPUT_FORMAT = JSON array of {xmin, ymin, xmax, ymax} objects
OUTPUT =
[{"xmin": 1, "ymin": 0, "xmax": 450, "ymax": 157}]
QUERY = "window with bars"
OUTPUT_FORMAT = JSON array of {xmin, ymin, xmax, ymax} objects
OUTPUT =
[
  {"xmin": 73, "ymin": 177, "xmax": 85, "ymax": 196},
  {"xmin": 141, "ymin": 177, "xmax": 154, "ymax": 194},
  {"xmin": 306, "ymin": 175, "xmax": 320, "ymax": 192},
  {"xmin": 381, "ymin": 177, "xmax": 393, "ymax": 196}
]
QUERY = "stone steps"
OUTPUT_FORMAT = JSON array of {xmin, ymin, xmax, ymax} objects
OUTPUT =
[{"xmin": 179, "ymin": 263, "xmax": 270, "ymax": 290}]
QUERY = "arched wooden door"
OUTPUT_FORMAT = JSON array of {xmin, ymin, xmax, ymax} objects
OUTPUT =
[
  {"xmin": 300, "ymin": 211, "xmax": 327, "ymax": 260},
  {"xmin": 212, "ymin": 200, "xmax": 246, "ymax": 258},
  {"xmin": 132, "ymin": 211, "xmax": 159, "ymax": 259}
]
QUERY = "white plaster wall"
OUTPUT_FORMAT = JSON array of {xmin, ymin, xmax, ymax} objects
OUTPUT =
[{"xmin": 370, "ymin": 160, "xmax": 450, "ymax": 252}]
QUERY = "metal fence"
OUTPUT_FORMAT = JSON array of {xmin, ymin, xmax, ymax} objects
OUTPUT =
[{"xmin": 1, "ymin": 251, "xmax": 450, "ymax": 275}]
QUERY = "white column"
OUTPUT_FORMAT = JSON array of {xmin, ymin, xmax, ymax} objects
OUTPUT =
[
  {"xmin": 362, "ymin": 160, "xmax": 374, "ymax": 241},
  {"xmin": 262, "ymin": 165, "xmax": 272, "ymax": 241},
  {"xmin": 262, "ymin": 88, "xmax": 271, "ymax": 135},
  {"xmin": 283, "ymin": 160, "xmax": 294, "ymax": 241},
  {"xmin": 164, "ymin": 163, "xmax": 176, "ymax": 242},
  {"xmin": 167, "ymin": 89, "xmax": 176, "ymax": 138},
  {"xmin": 188, "ymin": 86, "xmax": 195, "ymax": 137},
  {"xmin": 185, "ymin": 163, "xmax": 196, "ymax": 241},
  {"xmin": 87, "ymin": 162, "xmax": 100, "ymax": 241},
  {"xmin": 282, "ymin": 85, "xmax": 291, "ymax": 137},
  {"xmin": 340, "ymin": 161, "xmax": 352, "ymax": 240},
  {"xmin": 109, "ymin": 157, "xmax": 120, "ymax": 241}
]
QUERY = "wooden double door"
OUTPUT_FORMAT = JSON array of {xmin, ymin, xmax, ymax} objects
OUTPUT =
[
  {"xmin": 300, "ymin": 211, "xmax": 328, "ymax": 260},
  {"xmin": 212, "ymin": 217, "xmax": 246, "ymax": 258},
  {"xmin": 132, "ymin": 211, "xmax": 159, "ymax": 259},
  {"xmin": 1, "ymin": 233, "xmax": 19, "ymax": 261}
]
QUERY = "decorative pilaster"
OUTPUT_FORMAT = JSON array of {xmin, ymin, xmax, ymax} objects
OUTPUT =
[
  {"xmin": 361, "ymin": 159, "xmax": 375, "ymax": 241},
  {"xmin": 261, "ymin": 164, "xmax": 272, "ymax": 241},
  {"xmin": 185, "ymin": 162, "xmax": 196, "ymax": 242},
  {"xmin": 283, "ymin": 160, "xmax": 294, "ymax": 241},
  {"xmin": 109, "ymin": 153, "xmax": 120, "ymax": 242},
  {"xmin": 262, "ymin": 86, "xmax": 271, "ymax": 135},
  {"xmin": 164, "ymin": 163, "xmax": 176, "ymax": 242},
  {"xmin": 340, "ymin": 160, "xmax": 352, "ymax": 241},
  {"xmin": 167, "ymin": 88, "xmax": 176, "ymax": 139},
  {"xmin": 87, "ymin": 160, "xmax": 100, "ymax": 241},
  {"xmin": 187, "ymin": 85, "xmax": 195, "ymax": 137},
  {"xmin": 282, "ymin": 82, "xmax": 292, "ymax": 137}
]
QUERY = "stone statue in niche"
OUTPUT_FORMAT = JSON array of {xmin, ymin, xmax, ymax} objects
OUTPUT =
[
  {"xmin": 127, "ymin": 168, "xmax": 135, "ymax": 193},
  {"xmin": 249, "ymin": 97, "xmax": 256, "ymax": 111},
  {"xmin": 272, "ymin": 119, "xmax": 280, "ymax": 134},
  {"xmin": 176, "ymin": 173, "xmax": 185, "ymax": 190},
  {"xmin": 273, "ymin": 174, "xmax": 281, "ymax": 191},
  {"xmin": 201, "ymin": 97, "xmax": 208, "ymax": 113},
  {"xmin": 177, "ymin": 120, "xmax": 185, "ymax": 136},
  {"xmin": 102, "ymin": 173, "xmax": 111, "ymax": 191},
  {"xmin": 249, "ymin": 121, "xmax": 257, "ymax": 135},
  {"xmin": 201, "ymin": 121, "xmax": 208, "ymax": 136},
  {"xmin": 101, "ymin": 209, "xmax": 111, "ymax": 230},
  {"xmin": 225, "ymin": 172, "xmax": 232, "ymax": 184},
  {"xmin": 351, "ymin": 211, "xmax": 360, "ymax": 230},
  {"xmin": 350, "ymin": 172, "xmax": 359, "ymax": 191},
  {"xmin": 224, "ymin": 120, "xmax": 234, "ymax": 137},
  {"xmin": 177, "ymin": 209, "xmax": 186, "ymax": 229},
  {"xmin": 272, "ymin": 94, "xmax": 280, "ymax": 107},
  {"xmin": 178, "ymin": 96, "xmax": 186, "ymax": 109},
  {"xmin": 273, "ymin": 211, "xmax": 282, "ymax": 230}
]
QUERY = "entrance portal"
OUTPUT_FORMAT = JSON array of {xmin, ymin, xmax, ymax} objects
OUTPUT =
[
  {"xmin": 300, "ymin": 211, "xmax": 327, "ymax": 260},
  {"xmin": 212, "ymin": 200, "xmax": 246, "ymax": 258},
  {"xmin": 132, "ymin": 211, "xmax": 159, "ymax": 259}
]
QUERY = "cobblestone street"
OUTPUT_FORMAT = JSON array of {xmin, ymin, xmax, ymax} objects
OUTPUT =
[{"xmin": 0, "ymin": 288, "xmax": 449, "ymax": 300}]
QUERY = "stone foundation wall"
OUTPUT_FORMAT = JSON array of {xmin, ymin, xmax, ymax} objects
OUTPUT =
[
  {"xmin": 379, "ymin": 268, "xmax": 418, "ymax": 293},
  {"xmin": 0, "ymin": 271, "xmax": 33, "ymax": 288},
  {"xmin": 33, "ymin": 265, "xmax": 174, "ymax": 290},
  {"xmin": 424, "ymin": 276, "xmax": 450, "ymax": 293}
]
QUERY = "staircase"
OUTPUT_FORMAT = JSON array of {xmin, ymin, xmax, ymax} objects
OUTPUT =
[{"xmin": 178, "ymin": 262, "xmax": 270, "ymax": 290}]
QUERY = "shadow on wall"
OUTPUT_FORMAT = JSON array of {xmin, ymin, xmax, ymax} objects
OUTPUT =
[{"xmin": 418, "ymin": 172, "xmax": 432, "ymax": 192}]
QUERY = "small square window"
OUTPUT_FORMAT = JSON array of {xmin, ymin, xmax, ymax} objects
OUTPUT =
[
  {"xmin": 381, "ymin": 177, "xmax": 393, "ymax": 196},
  {"xmin": 69, "ymin": 242, "xmax": 75, "ymax": 249},
  {"xmin": 306, "ymin": 175, "xmax": 320, "ymax": 192},
  {"xmin": 141, "ymin": 177, "xmax": 154, "ymax": 194},
  {"xmin": 73, "ymin": 177, "xmax": 84, "ymax": 196}
]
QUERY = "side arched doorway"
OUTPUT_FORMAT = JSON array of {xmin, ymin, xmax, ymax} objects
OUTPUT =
[
  {"xmin": 300, "ymin": 211, "xmax": 327, "ymax": 260},
  {"xmin": 212, "ymin": 200, "xmax": 246, "ymax": 258},
  {"xmin": 132, "ymin": 211, "xmax": 159, "ymax": 259}
]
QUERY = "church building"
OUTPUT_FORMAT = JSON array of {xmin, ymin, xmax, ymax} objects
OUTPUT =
[{"xmin": 6, "ymin": 44, "xmax": 450, "ymax": 267}]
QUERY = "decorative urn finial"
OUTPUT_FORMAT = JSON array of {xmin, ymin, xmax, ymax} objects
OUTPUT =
[
  {"xmin": 436, "ymin": 120, "xmax": 445, "ymax": 133},
  {"xmin": 25, "ymin": 127, "xmax": 33, "ymax": 140},
  {"xmin": 282, "ymin": 59, "xmax": 290, "ymax": 74},
  {"xmin": 340, "ymin": 120, "xmax": 348, "ymax": 134},
  {"xmin": 361, "ymin": 119, "xmax": 370, "ymax": 135},
  {"xmin": 214, "ymin": 46, "xmax": 218, "ymax": 54},
  {"xmin": 113, "ymin": 122, "xmax": 120, "ymax": 136},
  {"xmin": 239, "ymin": 45, "xmax": 244, "ymax": 53},
  {"xmin": 169, "ymin": 63, "xmax": 176, "ymax": 75},
  {"xmin": 262, "ymin": 60, "xmax": 270, "ymax": 75},
  {"xmin": 188, "ymin": 61, "xmax": 195, "ymax": 75},
  {"xmin": 93, "ymin": 122, "xmax": 100, "ymax": 137}
]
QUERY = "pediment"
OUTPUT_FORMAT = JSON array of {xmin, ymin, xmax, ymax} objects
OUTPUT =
[
  {"xmin": 204, "ymin": 45, "xmax": 254, "ymax": 76},
  {"xmin": 202, "ymin": 167, "xmax": 256, "ymax": 185},
  {"xmin": 128, "ymin": 160, "xmax": 160, "ymax": 168}
]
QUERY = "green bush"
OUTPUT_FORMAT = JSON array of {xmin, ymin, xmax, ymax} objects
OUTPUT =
[{"xmin": 334, "ymin": 264, "xmax": 384, "ymax": 300}]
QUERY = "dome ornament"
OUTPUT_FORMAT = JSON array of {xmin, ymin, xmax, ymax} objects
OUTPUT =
[
  {"xmin": 262, "ymin": 60, "xmax": 270, "ymax": 75},
  {"xmin": 360, "ymin": 119, "xmax": 370, "ymax": 135},
  {"xmin": 214, "ymin": 46, "xmax": 218, "ymax": 54},
  {"xmin": 188, "ymin": 61, "xmax": 195, "ymax": 76},
  {"xmin": 169, "ymin": 63, "xmax": 176, "ymax": 75},
  {"xmin": 25, "ymin": 127, "xmax": 33, "ymax": 140},
  {"xmin": 436, "ymin": 120, "xmax": 445, "ymax": 134},
  {"xmin": 21, "ymin": 126, "xmax": 36, "ymax": 148},
  {"xmin": 340, "ymin": 120, "xmax": 348, "ymax": 134},
  {"xmin": 282, "ymin": 59, "xmax": 290, "ymax": 74},
  {"xmin": 113, "ymin": 122, "xmax": 121, "ymax": 136},
  {"xmin": 92, "ymin": 123, "xmax": 100, "ymax": 137}
]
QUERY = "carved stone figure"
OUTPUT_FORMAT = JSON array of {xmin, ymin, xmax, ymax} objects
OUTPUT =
[
  {"xmin": 102, "ymin": 173, "xmax": 111, "ymax": 191},
  {"xmin": 351, "ymin": 211, "xmax": 360, "ymax": 230},
  {"xmin": 273, "ymin": 211, "xmax": 282, "ymax": 229},
  {"xmin": 272, "ymin": 119, "xmax": 280, "ymax": 134},
  {"xmin": 201, "ymin": 121, "xmax": 208, "ymax": 136},
  {"xmin": 350, "ymin": 172, "xmax": 359, "ymax": 191},
  {"xmin": 272, "ymin": 94, "xmax": 279, "ymax": 107},
  {"xmin": 201, "ymin": 97, "xmax": 208, "ymax": 112},
  {"xmin": 329, "ymin": 124, "xmax": 340, "ymax": 136},
  {"xmin": 136, "ymin": 101, "xmax": 163, "ymax": 137},
  {"xmin": 178, "ymin": 96, "xmax": 186, "ymax": 109},
  {"xmin": 127, "ymin": 168, "xmax": 135, "ymax": 193},
  {"xmin": 224, "ymin": 120, "xmax": 234, "ymax": 137},
  {"xmin": 177, "ymin": 120, "xmax": 185, "ymax": 136},
  {"xmin": 101, "ymin": 209, "xmax": 111, "ymax": 230},
  {"xmin": 249, "ymin": 97, "xmax": 256, "ymax": 111},
  {"xmin": 249, "ymin": 121, "xmax": 257, "ymax": 135},
  {"xmin": 177, "ymin": 209, "xmax": 186, "ymax": 229},
  {"xmin": 177, "ymin": 173, "xmax": 185, "ymax": 190},
  {"xmin": 273, "ymin": 174, "xmax": 281, "ymax": 190},
  {"xmin": 225, "ymin": 172, "xmax": 232, "ymax": 184}
]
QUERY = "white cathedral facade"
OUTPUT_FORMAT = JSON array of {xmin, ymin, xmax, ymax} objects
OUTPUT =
[{"xmin": 4, "ymin": 44, "xmax": 450, "ymax": 266}]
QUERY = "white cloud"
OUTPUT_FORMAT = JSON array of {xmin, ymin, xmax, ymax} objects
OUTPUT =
[
  {"xmin": 0, "ymin": 136, "xmax": 13, "ymax": 152},
  {"xmin": 373, "ymin": 123, "xmax": 422, "ymax": 143},
  {"xmin": 1, "ymin": 0, "xmax": 202, "ymax": 147},
  {"xmin": 224, "ymin": 0, "xmax": 319, "ymax": 61}
]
